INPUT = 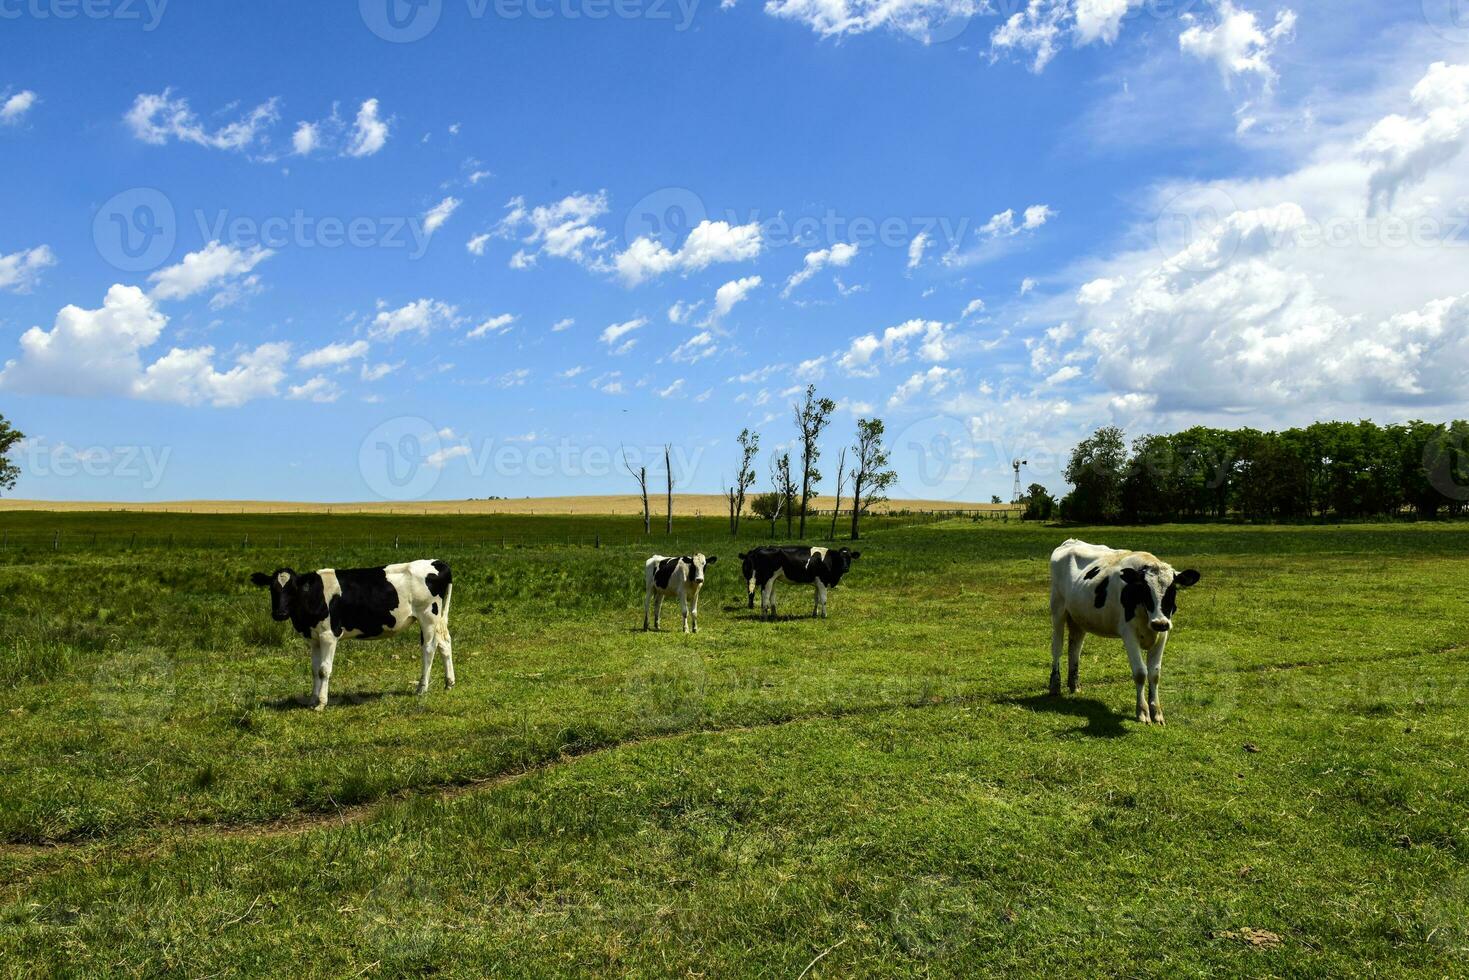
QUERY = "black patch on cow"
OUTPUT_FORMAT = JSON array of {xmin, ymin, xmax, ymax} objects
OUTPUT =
[
  {"xmin": 1161, "ymin": 584, "xmax": 1178, "ymax": 617},
  {"xmin": 1082, "ymin": 565, "xmax": 1100, "ymax": 581},
  {"xmin": 1119, "ymin": 567, "xmax": 1154, "ymax": 623},
  {"xmin": 1094, "ymin": 575, "xmax": 1109, "ymax": 608},
  {"xmin": 744, "ymin": 546, "xmax": 814, "ymax": 592},
  {"xmin": 654, "ymin": 557, "xmax": 681, "ymax": 590},
  {"xmin": 328, "ymin": 567, "xmax": 400, "ymax": 638},
  {"xmin": 426, "ymin": 560, "xmax": 452, "ymax": 601},
  {"xmin": 431, "ymin": 601, "xmax": 439, "ymax": 616},
  {"xmin": 289, "ymin": 573, "xmax": 331, "ymax": 638}
]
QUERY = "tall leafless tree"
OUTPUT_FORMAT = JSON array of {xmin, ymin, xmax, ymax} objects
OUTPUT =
[
  {"xmin": 622, "ymin": 446, "xmax": 650, "ymax": 536},
  {"xmin": 793, "ymin": 384, "xmax": 836, "ymax": 538},
  {"xmin": 850, "ymin": 418, "xmax": 896, "ymax": 541},
  {"xmin": 731, "ymin": 428, "xmax": 759, "ymax": 537},
  {"xmin": 773, "ymin": 450, "xmax": 798, "ymax": 538},
  {"xmin": 827, "ymin": 446, "xmax": 848, "ymax": 540},
  {"xmin": 664, "ymin": 444, "xmax": 674, "ymax": 534}
]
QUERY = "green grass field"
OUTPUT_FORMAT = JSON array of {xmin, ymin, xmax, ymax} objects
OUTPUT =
[{"xmin": 1, "ymin": 513, "xmax": 1467, "ymax": 977}]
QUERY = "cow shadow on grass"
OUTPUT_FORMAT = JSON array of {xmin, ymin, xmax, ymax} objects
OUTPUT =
[
  {"xmin": 262, "ymin": 690, "xmax": 416, "ymax": 711},
  {"xmin": 1003, "ymin": 694, "xmax": 1130, "ymax": 739}
]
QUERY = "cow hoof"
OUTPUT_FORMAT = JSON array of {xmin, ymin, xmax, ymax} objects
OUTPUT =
[
  {"xmin": 313, "ymin": 703, "xmax": 326, "ymax": 712},
  {"xmin": 1151, "ymin": 710, "xmax": 1166, "ymax": 726},
  {"xmin": 415, "ymin": 685, "xmax": 429, "ymax": 696},
  {"xmin": 1136, "ymin": 710, "xmax": 1151, "ymax": 724},
  {"xmin": 1048, "ymin": 670, "xmax": 1061, "ymax": 697}
]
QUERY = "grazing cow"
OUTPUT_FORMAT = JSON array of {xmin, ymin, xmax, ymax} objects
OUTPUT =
[
  {"xmin": 250, "ymin": 559, "xmax": 453, "ymax": 710},
  {"xmin": 742, "ymin": 546, "xmax": 860, "ymax": 620},
  {"xmin": 644, "ymin": 553, "xmax": 718, "ymax": 633},
  {"xmin": 739, "ymin": 546, "xmax": 811, "ymax": 608},
  {"xmin": 1049, "ymin": 539, "xmax": 1200, "ymax": 725}
]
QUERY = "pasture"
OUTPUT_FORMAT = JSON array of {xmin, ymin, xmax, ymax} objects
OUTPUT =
[{"xmin": 0, "ymin": 512, "xmax": 1467, "ymax": 977}]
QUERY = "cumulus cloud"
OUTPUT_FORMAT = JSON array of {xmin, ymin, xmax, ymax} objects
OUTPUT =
[
  {"xmin": 762, "ymin": 0, "xmax": 981, "ymax": 41},
  {"xmin": 838, "ymin": 318, "xmax": 952, "ymax": 376},
  {"xmin": 346, "ymin": 98, "xmax": 389, "ymax": 157},
  {"xmin": 497, "ymin": 191, "xmax": 612, "ymax": 269},
  {"xmin": 147, "ymin": 242, "xmax": 273, "ymax": 302},
  {"xmin": 423, "ymin": 196, "xmax": 460, "ymax": 235},
  {"xmin": 551, "ymin": 317, "xmax": 575, "ymax": 332},
  {"xmin": 370, "ymin": 298, "xmax": 460, "ymax": 339},
  {"xmin": 600, "ymin": 316, "xmax": 648, "ymax": 354},
  {"xmin": 291, "ymin": 121, "xmax": 319, "ymax": 155},
  {"xmin": 1, "ymin": 90, "xmax": 36, "ymax": 125},
  {"xmin": 298, "ymin": 340, "xmax": 369, "ymax": 370},
  {"xmin": 712, "ymin": 275, "xmax": 762, "ymax": 320},
  {"xmin": 125, "ymin": 90, "xmax": 280, "ymax": 152},
  {"xmin": 991, "ymin": 0, "xmax": 1144, "ymax": 73},
  {"xmin": 1179, "ymin": 1, "xmax": 1295, "ymax": 87},
  {"xmin": 287, "ymin": 375, "xmax": 342, "ymax": 403},
  {"xmin": 961, "ymin": 298, "xmax": 986, "ymax": 318},
  {"xmin": 671, "ymin": 330, "xmax": 717, "ymax": 364},
  {"xmin": 0, "ymin": 244, "xmax": 55, "ymax": 293},
  {"xmin": 615, "ymin": 219, "xmax": 762, "ymax": 286},
  {"xmin": 0, "ymin": 284, "xmax": 289, "ymax": 407},
  {"xmin": 889, "ymin": 365, "xmax": 962, "ymax": 407},
  {"xmin": 1359, "ymin": 62, "xmax": 1469, "ymax": 215},
  {"xmin": 783, "ymin": 242, "xmax": 858, "ymax": 296},
  {"xmin": 466, "ymin": 233, "xmax": 491, "ymax": 256},
  {"xmin": 907, "ymin": 231, "xmax": 931, "ymax": 271},
  {"xmin": 467, "ymin": 313, "xmax": 517, "ymax": 338}
]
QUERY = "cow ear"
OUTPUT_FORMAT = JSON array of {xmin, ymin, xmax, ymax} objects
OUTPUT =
[
  {"xmin": 250, "ymin": 572, "xmax": 273, "ymax": 587},
  {"xmin": 706, "ymin": 555, "xmax": 718, "ymax": 564},
  {"xmin": 1176, "ymin": 569, "xmax": 1200, "ymax": 588},
  {"xmin": 850, "ymin": 551, "xmax": 861, "ymax": 560}
]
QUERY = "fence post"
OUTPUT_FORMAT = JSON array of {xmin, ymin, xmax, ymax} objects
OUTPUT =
[
  {"xmin": 54, "ymin": 531, "xmax": 60, "ymax": 551},
  {"xmin": 595, "ymin": 533, "xmax": 600, "ymax": 549},
  {"xmin": 130, "ymin": 532, "xmax": 136, "ymax": 550},
  {"xmin": 394, "ymin": 535, "xmax": 399, "ymax": 550},
  {"xmin": 243, "ymin": 533, "xmax": 249, "ymax": 549}
]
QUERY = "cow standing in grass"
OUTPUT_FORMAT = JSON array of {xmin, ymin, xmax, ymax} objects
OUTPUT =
[
  {"xmin": 739, "ymin": 546, "xmax": 811, "ymax": 609},
  {"xmin": 250, "ymin": 559, "xmax": 453, "ymax": 710},
  {"xmin": 742, "ymin": 546, "xmax": 860, "ymax": 620},
  {"xmin": 1049, "ymin": 539, "xmax": 1200, "ymax": 725},
  {"xmin": 643, "ymin": 554, "xmax": 717, "ymax": 633}
]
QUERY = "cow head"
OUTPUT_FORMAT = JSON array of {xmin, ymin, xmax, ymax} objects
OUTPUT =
[
  {"xmin": 684, "ymin": 553, "xmax": 717, "ymax": 587},
  {"xmin": 823, "ymin": 547, "xmax": 861, "ymax": 585},
  {"xmin": 250, "ymin": 568, "xmax": 299, "ymax": 622},
  {"xmin": 1120, "ymin": 564, "xmax": 1200, "ymax": 634}
]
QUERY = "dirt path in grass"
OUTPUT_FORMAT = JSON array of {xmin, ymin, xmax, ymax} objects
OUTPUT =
[{"xmin": 2, "ymin": 642, "xmax": 1463, "ymax": 866}]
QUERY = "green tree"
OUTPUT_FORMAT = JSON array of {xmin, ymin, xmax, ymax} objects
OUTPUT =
[
  {"xmin": 1062, "ymin": 426, "xmax": 1127, "ymax": 523},
  {"xmin": 793, "ymin": 385, "xmax": 836, "ymax": 538},
  {"xmin": 849, "ymin": 418, "xmax": 896, "ymax": 540},
  {"xmin": 0, "ymin": 414, "xmax": 24, "ymax": 494},
  {"xmin": 1022, "ymin": 483, "xmax": 1055, "ymax": 521}
]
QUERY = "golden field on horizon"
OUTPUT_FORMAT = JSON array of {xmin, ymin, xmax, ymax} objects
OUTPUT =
[{"xmin": 0, "ymin": 494, "xmax": 1013, "ymax": 516}]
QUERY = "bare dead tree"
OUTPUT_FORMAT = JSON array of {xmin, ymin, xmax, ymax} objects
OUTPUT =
[
  {"xmin": 768, "ymin": 452, "xmax": 791, "ymax": 539},
  {"xmin": 622, "ymin": 446, "xmax": 650, "ymax": 536},
  {"xmin": 850, "ymin": 418, "xmax": 896, "ymax": 541},
  {"xmin": 827, "ymin": 445, "xmax": 848, "ymax": 540},
  {"xmin": 793, "ymin": 384, "xmax": 836, "ymax": 539},
  {"xmin": 732, "ymin": 428, "xmax": 759, "ymax": 537},
  {"xmin": 773, "ymin": 451, "xmax": 798, "ymax": 538},
  {"xmin": 664, "ymin": 444, "xmax": 674, "ymax": 535}
]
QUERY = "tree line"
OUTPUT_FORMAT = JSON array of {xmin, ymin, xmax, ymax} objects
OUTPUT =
[{"xmin": 1048, "ymin": 420, "xmax": 1469, "ymax": 524}]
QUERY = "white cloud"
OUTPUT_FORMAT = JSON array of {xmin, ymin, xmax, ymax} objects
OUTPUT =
[
  {"xmin": 838, "ymin": 318, "xmax": 953, "ymax": 376},
  {"xmin": 671, "ymin": 330, "xmax": 717, "ymax": 364},
  {"xmin": 346, "ymin": 98, "xmax": 389, "ymax": 157},
  {"xmin": 148, "ymin": 242, "xmax": 273, "ymax": 302},
  {"xmin": 0, "ymin": 244, "xmax": 55, "ymax": 292},
  {"xmin": 361, "ymin": 362, "xmax": 397, "ymax": 382},
  {"xmin": 980, "ymin": 204, "xmax": 1055, "ymax": 237},
  {"xmin": 551, "ymin": 317, "xmax": 575, "ymax": 332},
  {"xmin": 370, "ymin": 298, "xmax": 459, "ymax": 339},
  {"xmin": 990, "ymin": 0, "xmax": 1144, "ymax": 73},
  {"xmin": 288, "ymin": 375, "xmax": 342, "ymax": 403},
  {"xmin": 1179, "ymin": 1, "xmax": 1295, "ymax": 87},
  {"xmin": 615, "ymin": 219, "xmax": 762, "ymax": 286},
  {"xmin": 1359, "ymin": 62, "xmax": 1469, "ymax": 215},
  {"xmin": 466, "ymin": 233, "xmax": 491, "ymax": 255},
  {"xmin": 467, "ymin": 313, "xmax": 517, "ymax": 339},
  {"xmin": 906, "ymin": 231, "xmax": 930, "ymax": 271},
  {"xmin": 498, "ymin": 368, "xmax": 531, "ymax": 388},
  {"xmin": 783, "ymin": 242, "xmax": 858, "ymax": 296},
  {"xmin": 961, "ymin": 298, "xmax": 986, "ymax": 318},
  {"xmin": 713, "ymin": 275, "xmax": 762, "ymax": 319},
  {"xmin": 426, "ymin": 445, "xmax": 471, "ymax": 468},
  {"xmin": 423, "ymin": 196, "xmax": 460, "ymax": 235},
  {"xmin": 658, "ymin": 378, "xmax": 686, "ymax": 398},
  {"xmin": 125, "ymin": 90, "xmax": 279, "ymax": 152},
  {"xmin": 1, "ymin": 90, "xmax": 37, "ymax": 125},
  {"xmin": 299, "ymin": 340, "xmax": 369, "ymax": 369},
  {"xmin": 762, "ymin": 0, "xmax": 982, "ymax": 42},
  {"xmin": 591, "ymin": 371, "xmax": 624, "ymax": 394},
  {"xmin": 559, "ymin": 365, "xmax": 587, "ymax": 379},
  {"xmin": 291, "ymin": 121, "xmax": 319, "ymax": 155},
  {"xmin": 1020, "ymin": 277, "xmax": 1039, "ymax": 295},
  {"xmin": 668, "ymin": 300, "xmax": 701, "ymax": 324},
  {"xmin": 889, "ymin": 365, "xmax": 962, "ymax": 407},
  {"xmin": 498, "ymin": 191, "xmax": 612, "ymax": 269},
  {"xmin": 1076, "ymin": 276, "xmax": 1121, "ymax": 305}
]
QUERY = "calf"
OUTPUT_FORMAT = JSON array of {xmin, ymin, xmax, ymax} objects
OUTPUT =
[
  {"xmin": 643, "ymin": 553, "xmax": 717, "ymax": 633},
  {"xmin": 744, "ymin": 546, "xmax": 860, "ymax": 620},
  {"xmin": 250, "ymin": 559, "xmax": 453, "ymax": 710},
  {"xmin": 739, "ymin": 546, "xmax": 811, "ymax": 608},
  {"xmin": 1049, "ymin": 539, "xmax": 1200, "ymax": 725}
]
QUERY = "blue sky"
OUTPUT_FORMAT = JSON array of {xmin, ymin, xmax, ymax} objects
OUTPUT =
[{"xmin": 2, "ymin": 0, "xmax": 1468, "ymax": 503}]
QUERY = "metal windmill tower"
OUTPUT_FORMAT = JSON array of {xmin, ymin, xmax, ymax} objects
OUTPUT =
[{"xmin": 1011, "ymin": 458, "xmax": 1028, "ymax": 504}]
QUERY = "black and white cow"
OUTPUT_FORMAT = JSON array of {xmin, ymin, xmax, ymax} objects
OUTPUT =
[
  {"xmin": 250, "ymin": 559, "xmax": 454, "ymax": 710},
  {"xmin": 1049, "ymin": 539, "xmax": 1201, "ymax": 725},
  {"xmin": 739, "ymin": 546, "xmax": 811, "ymax": 608},
  {"xmin": 643, "ymin": 554, "xmax": 717, "ymax": 633},
  {"xmin": 741, "ymin": 546, "xmax": 860, "ymax": 620}
]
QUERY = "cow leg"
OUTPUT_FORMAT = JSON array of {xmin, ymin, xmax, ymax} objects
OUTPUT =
[
  {"xmin": 315, "ymin": 634, "xmax": 337, "ymax": 711},
  {"xmin": 681, "ymin": 593, "xmax": 691, "ymax": 633},
  {"xmin": 1122, "ymin": 633, "xmax": 1149, "ymax": 724},
  {"xmin": 643, "ymin": 588, "xmax": 652, "ymax": 631},
  {"xmin": 763, "ymin": 580, "xmax": 777, "ymax": 620},
  {"xmin": 416, "ymin": 626, "xmax": 437, "ymax": 696},
  {"xmin": 654, "ymin": 594, "xmax": 664, "ymax": 631},
  {"xmin": 308, "ymin": 637, "xmax": 323, "ymax": 706},
  {"xmin": 438, "ymin": 623, "xmax": 455, "ymax": 690},
  {"xmin": 690, "ymin": 593, "xmax": 700, "ymax": 634},
  {"xmin": 1048, "ymin": 597, "xmax": 1066, "ymax": 696},
  {"xmin": 1147, "ymin": 634, "xmax": 1167, "ymax": 726},
  {"xmin": 1066, "ymin": 618, "xmax": 1085, "ymax": 693}
]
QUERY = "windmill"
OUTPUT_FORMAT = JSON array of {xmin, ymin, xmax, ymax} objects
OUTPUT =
[{"xmin": 1011, "ymin": 458, "xmax": 1028, "ymax": 504}]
